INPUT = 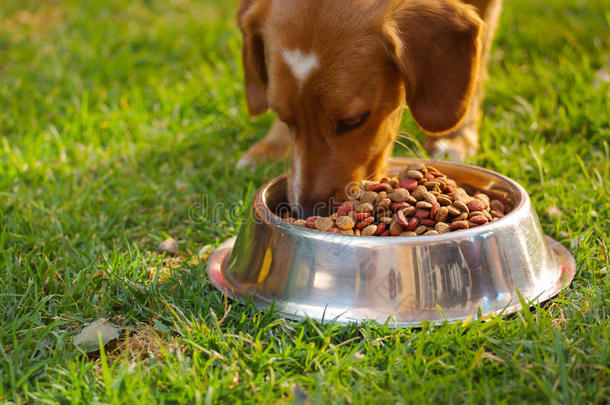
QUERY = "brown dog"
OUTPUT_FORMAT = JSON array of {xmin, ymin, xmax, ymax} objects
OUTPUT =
[{"xmin": 237, "ymin": 0, "xmax": 502, "ymax": 215}]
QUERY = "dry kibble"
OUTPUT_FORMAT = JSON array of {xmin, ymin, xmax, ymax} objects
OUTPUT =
[
  {"xmin": 423, "ymin": 192, "xmax": 438, "ymax": 205},
  {"xmin": 449, "ymin": 220, "xmax": 469, "ymax": 230},
  {"xmin": 337, "ymin": 202, "xmax": 355, "ymax": 216},
  {"xmin": 336, "ymin": 215, "xmax": 355, "ymax": 230},
  {"xmin": 474, "ymin": 193, "xmax": 490, "ymax": 206},
  {"xmin": 435, "ymin": 206, "xmax": 449, "ymax": 222},
  {"xmin": 368, "ymin": 182, "xmax": 393, "ymax": 193},
  {"xmin": 400, "ymin": 231, "xmax": 418, "ymax": 237},
  {"xmin": 407, "ymin": 163, "xmax": 426, "ymax": 172},
  {"xmin": 389, "ymin": 188, "xmax": 410, "ymax": 203},
  {"xmin": 396, "ymin": 209, "xmax": 411, "ymax": 227},
  {"xmin": 406, "ymin": 195, "xmax": 418, "ymax": 204},
  {"xmin": 405, "ymin": 217, "xmax": 419, "ymax": 231},
  {"xmin": 414, "ymin": 225, "xmax": 428, "ymax": 235},
  {"xmin": 376, "ymin": 191, "xmax": 388, "ymax": 203},
  {"xmin": 354, "ymin": 212, "xmax": 371, "ymax": 220},
  {"xmin": 415, "ymin": 209, "xmax": 430, "ymax": 219},
  {"xmin": 376, "ymin": 198, "xmax": 392, "ymax": 212},
  {"xmin": 435, "ymin": 222, "xmax": 451, "ymax": 233},
  {"xmin": 398, "ymin": 169, "xmax": 410, "ymax": 181},
  {"xmin": 399, "ymin": 178, "xmax": 419, "ymax": 191},
  {"xmin": 412, "ymin": 185, "xmax": 428, "ymax": 200},
  {"xmin": 453, "ymin": 201, "xmax": 469, "ymax": 213},
  {"xmin": 469, "ymin": 215, "xmax": 489, "ymax": 225},
  {"xmin": 356, "ymin": 202, "xmax": 374, "ymax": 213},
  {"xmin": 374, "ymin": 222, "xmax": 386, "ymax": 236},
  {"xmin": 423, "ymin": 181, "xmax": 439, "ymax": 190},
  {"xmin": 453, "ymin": 188, "xmax": 471, "ymax": 203},
  {"xmin": 407, "ymin": 170, "xmax": 424, "ymax": 180},
  {"xmin": 453, "ymin": 212, "xmax": 469, "ymax": 222},
  {"xmin": 416, "ymin": 201, "xmax": 433, "ymax": 209},
  {"xmin": 469, "ymin": 211, "xmax": 485, "ymax": 218},
  {"xmin": 281, "ymin": 163, "xmax": 510, "ymax": 236},
  {"xmin": 437, "ymin": 195, "xmax": 453, "ymax": 206},
  {"xmin": 421, "ymin": 219, "xmax": 436, "ymax": 227},
  {"xmin": 361, "ymin": 191, "xmax": 378, "ymax": 204},
  {"xmin": 306, "ymin": 216, "xmax": 319, "ymax": 229},
  {"xmin": 314, "ymin": 217, "xmax": 334, "ymax": 231},
  {"xmin": 380, "ymin": 216, "xmax": 393, "ymax": 224},
  {"xmin": 402, "ymin": 205, "xmax": 416, "ymax": 217},
  {"xmin": 377, "ymin": 210, "xmax": 392, "ymax": 220},
  {"xmin": 430, "ymin": 203, "xmax": 440, "ymax": 219},
  {"xmin": 491, "ymin": 210, "xmax": 505, "ymax": 218},
  {"xmin": 362, "ymin": 224, "xmax": 378, "ymax": 236},
  {"xmin": 357, "ymin": 216, "xmax": 375, "ymax": 229},
  {"xmin": 390, "ymin": 220, "xmax": 403, "ymax": 236},
  {"xmin": 490, "ymin": 199, "xmax": 505, "ymax": 213},
  {"xmin": 467, "ymin": 199, "xmax": 487, "ymax": 212}
]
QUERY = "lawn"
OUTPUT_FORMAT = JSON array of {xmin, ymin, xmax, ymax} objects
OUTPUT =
[{"xmin": 0, "ymin": 0, "xmax": 608, "ymax": 403}]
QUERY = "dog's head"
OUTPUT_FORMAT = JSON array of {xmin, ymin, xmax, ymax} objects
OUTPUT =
[{"xmin": 238, "ymin": 0, "xmax": 482, "ymax": 215}]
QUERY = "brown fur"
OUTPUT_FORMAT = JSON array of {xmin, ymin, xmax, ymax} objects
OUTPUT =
[{"xmin": 237, "ymin": 0, "xmax": 500, "ymax": 214}]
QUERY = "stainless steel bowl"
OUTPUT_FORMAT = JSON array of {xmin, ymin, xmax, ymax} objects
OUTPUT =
[{"xmin": 207, "ymin": 158, "xmax": 575, "ymax": 326}]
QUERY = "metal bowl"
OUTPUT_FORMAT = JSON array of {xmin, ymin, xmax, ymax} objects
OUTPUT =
[{"xmin": 207, "ymin": 158, "xmax": 575, "ymax": 326}]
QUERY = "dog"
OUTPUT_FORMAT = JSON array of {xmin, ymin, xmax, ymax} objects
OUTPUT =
[{"xmin": 236, "ymin": 0, "xmax": 502, "ymax": 216}]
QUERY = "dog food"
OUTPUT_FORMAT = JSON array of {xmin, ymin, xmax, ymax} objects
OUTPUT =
[{"xmin": 283, "ymin": 163, "xmax": 509, "ymax": 237}]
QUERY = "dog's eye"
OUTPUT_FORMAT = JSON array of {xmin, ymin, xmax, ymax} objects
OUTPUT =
[{"xmin": 336, "ymin": 112, "xmax": 370, "ymax": 135}]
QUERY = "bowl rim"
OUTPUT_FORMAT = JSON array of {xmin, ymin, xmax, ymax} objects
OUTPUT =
[{"xmin": 253, "ymin": 158, "xmax": 530, "ymax": 244}]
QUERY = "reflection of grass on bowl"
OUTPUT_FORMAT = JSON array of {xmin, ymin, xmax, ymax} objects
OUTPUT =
[{"xmin": 0, "ymin": 0, "xmax": 609, "ymax": 403}]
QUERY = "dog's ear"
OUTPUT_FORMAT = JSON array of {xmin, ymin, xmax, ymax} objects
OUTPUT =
[
  {"xmin": 237, "ymin": 0, "xmax": 269, "ymax": 116},
  {"xmin": 383, "ymin": 0, "xmax": 483, "ymax": 134}
]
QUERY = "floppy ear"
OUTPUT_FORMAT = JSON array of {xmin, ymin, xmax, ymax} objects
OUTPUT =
[
  {"xmin": 383, "ymin": 0, "xmax": 483, "ymax": 134},
  {"xmin": 237, "ymin": 0, "xmax": 269, "ymax": 116}
]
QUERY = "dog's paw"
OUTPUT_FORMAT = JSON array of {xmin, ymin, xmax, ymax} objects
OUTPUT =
[
  {"xmin": 423, "ymin": 127, "xmax": 479, "ymax": 161},
  {"xmin": 236, "ymin": 153, "xmax": 259, "ymax": 169},
  {"xmin": 237, "ymin": 140, "xmax": 289, "ymax": 169}
]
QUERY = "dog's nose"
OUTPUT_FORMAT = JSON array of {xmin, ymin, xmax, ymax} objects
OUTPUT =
[{"xmin": 287, "ymin": 170, "xmax": 338, "ymax": 218}]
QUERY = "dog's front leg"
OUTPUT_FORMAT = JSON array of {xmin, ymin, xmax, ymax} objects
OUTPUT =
[{"xmin": 237, "ymin": 119, "xmax": 291, "ymax": 168}]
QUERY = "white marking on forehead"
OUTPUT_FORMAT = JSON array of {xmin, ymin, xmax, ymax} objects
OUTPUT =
[{"xmin": 281, "ymin": 48, "xmax": 319, "ymax": 86}]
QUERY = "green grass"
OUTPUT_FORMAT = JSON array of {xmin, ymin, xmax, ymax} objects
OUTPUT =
[{"xmin": 0, "ymin": 0, "xmax": 608, "ymax": 403}]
